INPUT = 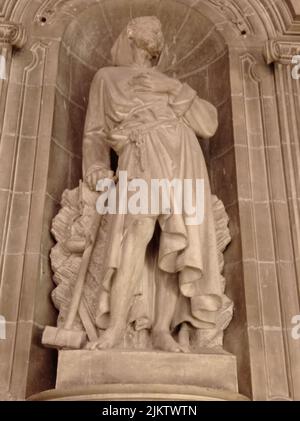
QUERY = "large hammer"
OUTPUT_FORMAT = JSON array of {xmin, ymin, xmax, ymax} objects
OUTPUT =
[{"xmin": 42, "ymin": 211, "xmax": 102, "ymax": 350}]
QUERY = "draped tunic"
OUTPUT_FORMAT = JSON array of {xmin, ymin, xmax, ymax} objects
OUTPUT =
[{"xmin": 83, "ymin": 65, "xmax": 224, "ymax": 330}]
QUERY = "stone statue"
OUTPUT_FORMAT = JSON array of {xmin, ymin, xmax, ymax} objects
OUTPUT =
[{"xmin": 43, "ymin": 16, "xmax": 233, "ymax": 354}]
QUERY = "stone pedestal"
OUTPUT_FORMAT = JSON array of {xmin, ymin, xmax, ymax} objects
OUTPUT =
[
  {"xmin": 29, "ymin": 349, "xmax": 246, "ymax": 401},
  {"xmin": 51, "ymin": 350, "xmax": 239, "ymax": 400},
  {"xmin": 27, "ymin": 350, "xmax": 246, "ymax": 401},
  {"xmin": 30, "ymin": 383, "xmax": 248, "ymax": 401}
]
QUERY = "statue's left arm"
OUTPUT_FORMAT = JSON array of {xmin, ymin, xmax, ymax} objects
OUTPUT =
[{"xmin": 169, "ymin": 82, "xmax": 218, "ymax": 139}]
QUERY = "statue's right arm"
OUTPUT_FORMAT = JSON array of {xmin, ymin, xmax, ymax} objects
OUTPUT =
[
  {"xmin": 169, "ymin": 81, "xmax": 218, "ymax": 139},
  {"xmin": 82, "ymin": 70, "xmax": 113, "ymax": 187}
]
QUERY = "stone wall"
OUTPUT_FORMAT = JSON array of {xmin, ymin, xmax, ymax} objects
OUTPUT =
[{"xmin": 0, "ymin": 0, "xmax": 299, "ymax": 401}]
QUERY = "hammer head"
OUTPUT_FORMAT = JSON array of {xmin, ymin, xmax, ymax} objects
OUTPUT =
[{"xmin": 42, "ymin": 326, "xmax": 87, "ymax": 350}]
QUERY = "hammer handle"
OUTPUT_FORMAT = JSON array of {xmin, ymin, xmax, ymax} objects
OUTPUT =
[{"xmin": 64, "ymin": 212, "xmax": 102, "ymax": 330}]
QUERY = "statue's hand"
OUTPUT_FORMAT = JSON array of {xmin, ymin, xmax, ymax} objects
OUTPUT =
[
  {"xmin": 85, "ymin": 168, "xmax": 114, "ymax": 191},
  {"xmin": 130, "ymin": 71, "xmax": 181, "ymax": 95}
]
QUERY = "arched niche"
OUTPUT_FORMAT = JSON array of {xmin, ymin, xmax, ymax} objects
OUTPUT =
[
  {"xmin": 51, "ymin": 0, "xmax": 229, "ymax": 196},
  {"xmin": 47, "ymin": 0, "xmax": 248, "ymax": 397}
]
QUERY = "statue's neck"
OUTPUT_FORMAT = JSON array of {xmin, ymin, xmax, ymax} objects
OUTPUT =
[{"xmin": 132, "ymin": 48, "xmax": 152, "ymax": 68}]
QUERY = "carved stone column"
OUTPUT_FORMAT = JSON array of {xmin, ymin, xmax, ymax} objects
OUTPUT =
[
  {"xmin": 265, "ymin": 39, "xmax": 300, "ymax": 287},
  {"xmin": 0, "ymin": 21, "xmax": 27, "ymax": 293},
  {"xmin": 264, "ymin": 39, "xmax": 300, "ymax": 399},
  {"xmin": 0, "ymin": 21, "xmax": 27, "ymax": 401}
]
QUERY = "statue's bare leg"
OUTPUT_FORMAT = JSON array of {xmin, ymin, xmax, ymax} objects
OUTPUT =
[
  {"xmin": 88, "ymin": 217, "xmax": 156, "ymax": 350},
  {"xmin": 152, "ymin": 271, "xmax": 184, "ymax": 353}
]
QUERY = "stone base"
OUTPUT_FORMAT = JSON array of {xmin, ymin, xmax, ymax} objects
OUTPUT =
[
  {"xmin": 55, "ymin": 350, "xmax": 238, "ymax": 394},
  {"xmin": 29, "ymin": 384, "xmax": 248, "ymax": 401}
]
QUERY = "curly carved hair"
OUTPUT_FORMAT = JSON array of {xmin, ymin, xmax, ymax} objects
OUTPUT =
[{"xmin": 127, "ymin": 16, "xmax": 164, "ymax": 59}]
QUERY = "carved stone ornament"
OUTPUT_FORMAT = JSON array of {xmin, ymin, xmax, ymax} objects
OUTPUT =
[
  {"xmin": 264, "ymin": 39, "xmax": 300, "ymax": 64},
  {"xmin": 0, "ymin": 21, "xmax": 26, "ymax": 48}
]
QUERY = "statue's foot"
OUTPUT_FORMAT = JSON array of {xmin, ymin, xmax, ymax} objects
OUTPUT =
[
  {"xmin": 86, "ymin": 327, "xmax": 123, "ymax": 350},
  {"xmin": 152, "ymin": 330, "xmax": 185, "ymax": 353},
  {"xmin": 85, "ymin": 340, "xmax": 100, "ymax": 351}
]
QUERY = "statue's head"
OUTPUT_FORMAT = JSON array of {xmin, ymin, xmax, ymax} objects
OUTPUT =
[
  {"xmin": 111, "ymin": 16, "xmax": 164, "ymax": 66},
  {"xmin": 127, "ymin": 16, "xmax": 164, "ymax": 60}
]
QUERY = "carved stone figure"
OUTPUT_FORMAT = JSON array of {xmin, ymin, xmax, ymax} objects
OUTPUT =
[{"xmin": 43, "ymin": 16, "xmax": 233, "ymax": 354}]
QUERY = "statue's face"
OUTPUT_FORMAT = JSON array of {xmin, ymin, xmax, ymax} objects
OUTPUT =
[{"xmin": 128, "ymin": 16, "xmax": 164, "ymax": 60}]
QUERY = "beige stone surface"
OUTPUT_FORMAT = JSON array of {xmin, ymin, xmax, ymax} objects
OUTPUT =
[
  {"xmin": 29, "ymin": 383, "xmax": 248, "ymax": 401},
  {"xmin": 287, "ymin": 0, "xmax": 300, "ymax": 16},
  {"xmin": 56, "ymin": 350, "xmax": 238, "ymax": 393}
]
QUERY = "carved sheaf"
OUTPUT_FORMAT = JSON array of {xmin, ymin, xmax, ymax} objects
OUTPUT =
[{"xmin": 50, "ymin": 183, "xmax": 109, "ymax": 329}]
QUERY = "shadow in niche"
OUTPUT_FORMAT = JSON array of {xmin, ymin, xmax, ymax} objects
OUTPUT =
[{"xmin": 44, "ymin": 0, "xmax": 250, "ymax": 398}]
